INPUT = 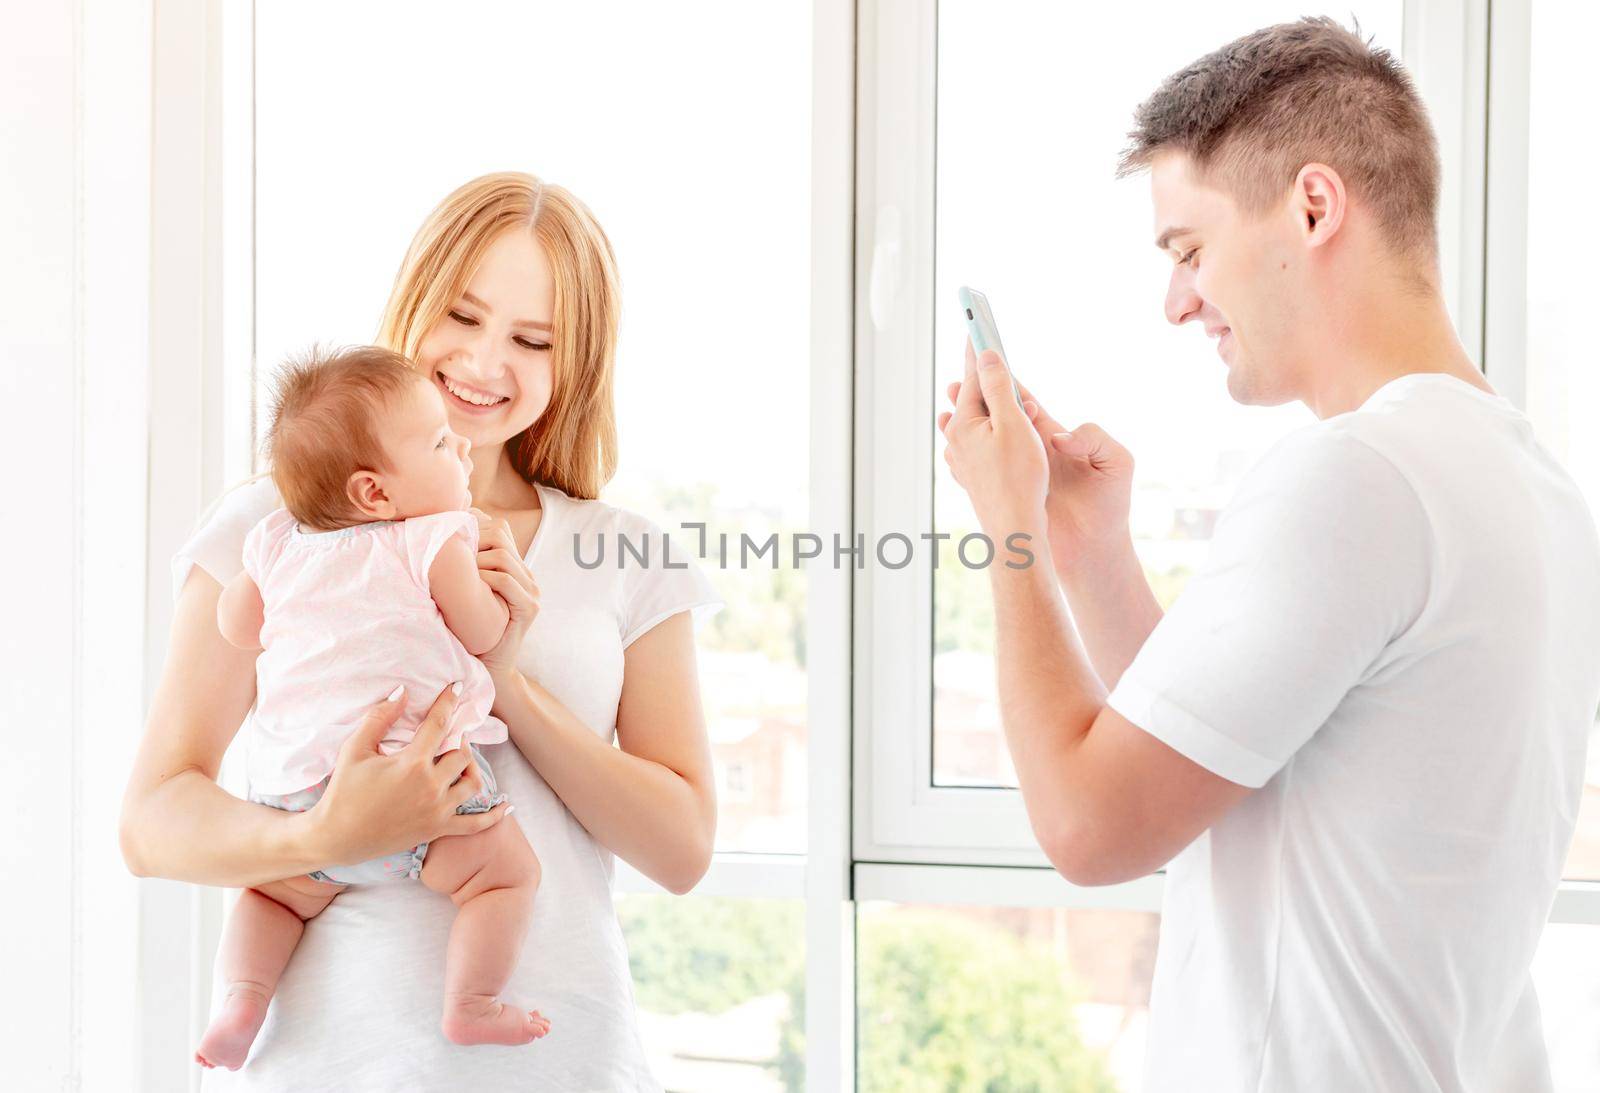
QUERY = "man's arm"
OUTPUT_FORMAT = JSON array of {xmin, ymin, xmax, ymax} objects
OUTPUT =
[
  {"xmin": 430, "ymin": 535, "xmax": 511, "ymax": 656},
  {"xmin": 1055, "ymin": 530, "xmax": 1164, "ymax": 691},
  {"xmin": 943, "ymin": 347, "xmax": 1250, "ymax": 886},
  {"xmin": 989, "ymin": 534, "xmax": 1250, "ymax": 885},
  {"xmin": 945, "ymin": 370, "xmax": 1164, "ymax": 689}
]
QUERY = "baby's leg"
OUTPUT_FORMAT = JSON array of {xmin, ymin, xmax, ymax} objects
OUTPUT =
[
  {"xmin": 419, "ymin": 817, "xmax": 549, "ymax": 1046},
  {"xmin": 194, "ymin": 875, "xmax": 343, "ymax": 1070}
]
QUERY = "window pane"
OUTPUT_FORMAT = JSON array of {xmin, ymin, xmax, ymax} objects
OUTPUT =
[
  {"xmin": 930, "ymin": 2, "xmax": 1403, "ymax": 786},
  {"xmin": 1523, "ymin": 1, "xmax": 1600, "ymax": 881},
  {"xmin": 617, "ymin": 894, "xmax": 805, "ymax": 1091},
  {"xmin": 1531, "ymin": 923, "xmax": 1600, "ymax": 1089},
  {"xmin": 255, "ymin": 0, "xmax": 812, "ymax": 852},
  {"xmin": 857, "ymin": 902, "xmax": 1159, "ymax": 1091}
]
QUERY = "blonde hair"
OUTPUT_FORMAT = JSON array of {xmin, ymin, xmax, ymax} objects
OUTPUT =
[
  {"xmin": 266, "ymin": 345, "xmax": 423, "ymax": 531},
  {"xmin": 377, "ymin": 171, "xmax": 620, "ymax": 499}
]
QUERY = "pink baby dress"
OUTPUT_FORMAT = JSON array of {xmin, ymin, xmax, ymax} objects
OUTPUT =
[{"xmin": 240, "ymin": 507, "xmax": 507, "ymax": 796}]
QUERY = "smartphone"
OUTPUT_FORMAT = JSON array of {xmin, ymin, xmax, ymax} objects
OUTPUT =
[{"xmin": 958, "ymin": 286, "xmax": 1025, "ymax": 410}]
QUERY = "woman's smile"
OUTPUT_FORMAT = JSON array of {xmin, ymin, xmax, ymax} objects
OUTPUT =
[{"xmin": 436, "ymin": 369, "xmax": 513, "ymax": 414}]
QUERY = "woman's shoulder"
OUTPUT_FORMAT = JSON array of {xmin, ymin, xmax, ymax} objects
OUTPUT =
[
  {"xmin": 171, "ymin": 473, "xmax": 284, "ymax": 597},
  {"xmin": 211, "ymin": 473, "xmax": 283, "ymax": 526},
  {"xmin": 538, "ymin": 484, "xmax": 722, "ymax": 643},
  {"xmin": 540, "ymin": 481, "xmax": 671, "ymax": 539}
]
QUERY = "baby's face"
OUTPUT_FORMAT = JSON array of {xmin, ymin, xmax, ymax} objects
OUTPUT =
[{"xmin": 377, "ymin": 379, "xmax": 474, "ymax": 517}]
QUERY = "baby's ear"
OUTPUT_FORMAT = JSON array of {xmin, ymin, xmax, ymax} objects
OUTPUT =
[{"xmin": 346, "ymin": 469, "xmax": 394, "ymax": 520}]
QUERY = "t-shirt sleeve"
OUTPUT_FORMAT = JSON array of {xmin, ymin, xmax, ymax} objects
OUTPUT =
[
  {"xmin": 617, "ymin": 511, "xmax": 725, "ymax": 650},
  {"xmin": 401, "ymin": 510, "xmax": 480, "ymax": 592},
  {"xmin": 240, "ymin": 507, "xmax": 296, "ymax": 586},
  {"xmin": 170, "ymin": 474, "xmax": 284, "ymax": 601},
  {"xmin": 1106, "ymin": 426, "xmax": 1432, "ymax": 788}
]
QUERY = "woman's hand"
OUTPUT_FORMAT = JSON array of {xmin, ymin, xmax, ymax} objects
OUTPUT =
[
  {"xmin": 308, "ymin": 684, "xmax": 511, "ymax": 865},
  {"xmin": 469, "ymin": 508, "xmax": 541, "ymax": 678}
]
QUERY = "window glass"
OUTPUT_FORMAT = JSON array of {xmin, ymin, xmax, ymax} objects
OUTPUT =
[
  {"xmin": 857, "ymin": 902, "xmax": 1159, "ymax": 1091},
  {"xmin": 1531, "ymin": 922, "xmax": 1600, "ymax": 1089},
  {"xmin": 931, "ymin": 1, "xmax": 1403, "ymax": 786},
  {"xmin": 618, "ymin": 893, "xmax": 805, "ymax": 1091},
  {"xmin": 1522, "ymin": 0, "xmax": 1600, "ymax": 881},
  {"xmin": 255, "ymin": 0, "xmax": 813, "ymax": 851}
]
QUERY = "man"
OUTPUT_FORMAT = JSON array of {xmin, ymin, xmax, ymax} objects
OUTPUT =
[{"xmin": 939, "ymin": 17, "xmax": 1600, "ymax": 1092}]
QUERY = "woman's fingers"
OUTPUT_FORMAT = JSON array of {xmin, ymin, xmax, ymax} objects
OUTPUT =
[
  {"xmin": 405, "ymin": 683, "xmax": 460, "ymax": 759},
  {"xmin": 476, "ymin": 518, "xmax": 515, "ymax": 547},
  {"xmin": 480, "ymin": 569, "xmax": 537, "ymax": 610},
  {"xmin": 431, "ymin": 744, "xmax": 474, "ymax": 787},
  {"xmin": 471, "ymin": 510, "xmax": 523, "ymax": 558},
  {"xmin": 444, "ymin": 800, "xmax": 512, "ymax": 836},
  {"xmin": 446, "ymin": 762, "xmax": 488, "ymax": 808},
  {"xmin": 478, "ymin": 527, "xmax": 514, "ymax": 553},
  {"xmin": 476, "ymin": 547, "xmax": 527, "ymax": 576},
  {"xmin": 474, "ymin": 538, "xmax": 539, "ymax": 604},
  {"xmin": 341, "ymin": 685, "xmax": 407, "ymax": 758}
]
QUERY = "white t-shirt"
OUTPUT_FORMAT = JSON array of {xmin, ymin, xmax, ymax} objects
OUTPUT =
[
  {"xmin": 176, "ymin": 474, "xmax": 723, "ymax": 1092},
  {"xmin": 1107, "ymin": 373, "xmax": 1600, "ymax": 1093}
]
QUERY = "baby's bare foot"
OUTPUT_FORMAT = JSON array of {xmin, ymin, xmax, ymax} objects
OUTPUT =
[
  {"xmin": 194, "ymin": 984, "xmax": 272, "ymax": 1070},
  {"xmin": 442, "ymin": 994, "xmax": 551, "ymax": 1046}
]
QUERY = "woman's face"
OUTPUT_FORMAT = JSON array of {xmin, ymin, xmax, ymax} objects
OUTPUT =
[{"xmin": 414, "ymin": 227, "xmax": 557, "ymax": 452}]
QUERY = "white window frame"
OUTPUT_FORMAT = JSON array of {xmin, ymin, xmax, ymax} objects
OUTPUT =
[
  {"xmin": 143, "ymin": 3, "xmax": 256, "ymax": 1092},
  {"xmin": 851, "ymin": 0, "xmax": 1049, "ymax": 867},
  {"xmin": 144, "ymin": 3, "xmax": 1600, "ymax": 1092}
]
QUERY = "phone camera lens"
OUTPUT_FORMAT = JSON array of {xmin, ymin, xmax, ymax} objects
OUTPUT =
[{"xmin": 965, "ymin": 308, "xmax": 973, "ymax": 320}]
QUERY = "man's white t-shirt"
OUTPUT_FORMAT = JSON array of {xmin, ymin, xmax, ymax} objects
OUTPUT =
[
  {"xmin": 177, "ymin": 476, "xmax": 722, "ymax": 1092},
  {"xmin": 1106, "ymin": 373, "xmax": 1600, "ymax": 1092}
]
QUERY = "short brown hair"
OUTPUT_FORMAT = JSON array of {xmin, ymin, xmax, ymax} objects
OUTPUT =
[
  {"xmin": 1118, "ymin": 17, "xmax": 1440, "ymax": 263},
  {"xmin": 265, "ymin": 345, "xmax": 423, "ymax": 530}
]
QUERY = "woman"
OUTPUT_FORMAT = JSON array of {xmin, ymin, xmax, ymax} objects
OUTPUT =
[{"xmin": 120, "ymin": 172, "xmax": 722, "ymax": 1090}]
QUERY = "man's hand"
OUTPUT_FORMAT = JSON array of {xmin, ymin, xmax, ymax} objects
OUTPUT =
[
  {"xmin": 938, "ymin": 341, "xmax": 1049, "ymax": 536},
  {"xmin": 942, "ymin": 341, "xmax": 1136, "ymax": 576}
]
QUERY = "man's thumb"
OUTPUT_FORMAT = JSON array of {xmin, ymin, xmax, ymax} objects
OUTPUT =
[
  {"xmin": 1052, "ymin": 423, "xmax": 1125, "ymax": 468},
  {"xmin": 976, "ymin": 350, "xmax": 1016, "ymax": 412}
]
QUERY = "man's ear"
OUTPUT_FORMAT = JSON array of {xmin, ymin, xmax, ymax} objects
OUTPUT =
[
  {"xmin": 347, "ymin": 469, "xmax": 395, "ymax": 520},
  {"xmin": 1291, "ymin": 162, "xmax": 1347, "ymax": 249}
]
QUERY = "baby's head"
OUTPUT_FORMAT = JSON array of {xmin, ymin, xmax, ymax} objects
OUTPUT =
[{"xmin": 266, "ymin": 345, "xmax": 473, "ymax": 530}]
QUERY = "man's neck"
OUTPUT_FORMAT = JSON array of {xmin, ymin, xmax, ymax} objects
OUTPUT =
[{"xmin": 1301, "ymin": 272, "xmax": 1490, "ymax": 420}]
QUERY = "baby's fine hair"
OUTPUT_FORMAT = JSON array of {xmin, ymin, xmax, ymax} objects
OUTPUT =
[{"xmin": 266, "ymin": 345, "xmax": 422, "ymax": 530}]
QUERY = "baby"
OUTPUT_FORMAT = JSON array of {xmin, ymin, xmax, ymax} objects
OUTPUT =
[{"xmin": 195, "ymin": 345, "xmax": 549, "ymax": 1071}]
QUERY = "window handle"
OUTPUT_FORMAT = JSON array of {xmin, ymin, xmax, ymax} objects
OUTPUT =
[{"xmin": 869, "ymin": 204, "xmax": 902, "ymax": 332}]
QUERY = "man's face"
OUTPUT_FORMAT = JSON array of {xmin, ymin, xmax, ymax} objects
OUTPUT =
[{"xmin": 1149, "ymin": 151, "xmax": 1303, "ymax": 406}]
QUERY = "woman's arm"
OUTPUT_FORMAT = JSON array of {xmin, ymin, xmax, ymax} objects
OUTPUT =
[
  {"xmin": 120, "ymin": 569, "xmax": 512, "ymax": 888},
  {"xmin": 490, "ymin": 612, "xmax": 717, "ymax": 894},
  {"xmin": 119, "ymin": 568, "xmax": 325, "ymax": 885}
]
